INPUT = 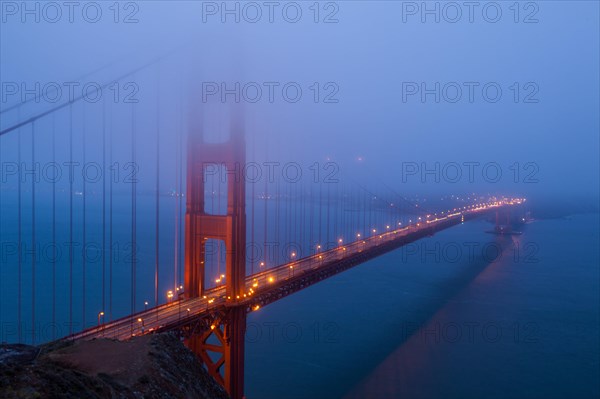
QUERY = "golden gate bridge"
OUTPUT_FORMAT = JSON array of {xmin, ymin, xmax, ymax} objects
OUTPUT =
[{"xmin": 0, "ymin": 56, "xmax": 524, "ymax": 399}]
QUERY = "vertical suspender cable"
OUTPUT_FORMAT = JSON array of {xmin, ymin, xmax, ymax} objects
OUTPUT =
[
  {"xmin": 337, "ymin": 183, "xmax": 340, "ymax": 240},
  {"xmin": 82, "ymin": 105, "xmax": 87, "ymax": 329},
  {"xmin": 173, "ymin": 120, "xmax": 179, "ymax": 291},
  {"xmin": 358, "ymin": 185, "xmax": 361, "ymax": 234},
  {"xmin": 290, "ymin": 178, "xmax": 300, "ymax": 255},
  {"xmin": 287, "ymin": 180, "xmax": 291, "ymax": 256},
  {"xmin": 286, "ymin": 179, "xmax": 291, "ymax": 260},
  {"xmin": 212, "ymin": 164, "xmax": 216, "ymax": 278},
  {"xmin": 363, "ymin": 189, "xmax": 367, "ymax": 236},
  {"xmin": 250, "ymin": 142, "xmax": 255, "ymax": 275},
  {"xmin": 287, "ymin": 179, "xmax": 291, "ymax": 256},
  {"xmin": 334, "ymin": 182, "xmax": 338, "ymax": 241},
  {"xmin": 214, "ymin": 153, "xmax": 217, "ymax": 277},
  {"xmin": 155, "ymin": 77, "xmax": 160, "ymax": 307},
  {"xmin": 340, "ymin": 182, "xmax": 344, "ymax": 240},
  {"xmin": 290, "ymin": 179, "xmax": 294, "ymax": 255},
  {"xmin": 69, "ymin": 104, "xmax": 73, "ymax": 336},
  {"xmin": 318, "ymin": 181, "xmax": 322, "ymax": 246},
  {"xmin": 131, "ymin": 100, "xmax": 137, "ymax": 316},
  {"xmin": 310, "ymin": 183, "xmax": 313, "ymax": 251},
  {"xmin": 293, "ymin": 179, "xmax": 296, "ymax": 254},
  {"xmin": 262, "ymin": 145, "xmax": 268, "ymax": 269},
  {"xmin": 52, "ymin": 114, "xmax": 56, "ymax": 339},
  {"xmin": 0, "ymin": 123, "xmax": 2, "ymax": 334},
  {"xmin": 179, "ymin": 114, "xmax": 184, "ymax": 287},
  {"xmin": 102, "ymin": 93, "xmax": 106, "ymax": 316},
  {"xmin": 296, "ymin": 179, "xmax": 299, "ymax": 252},
  {"xmin": 309, "ymin": 181, "xmax": 314, "ymax": 252},
  {"xmin": 299, "ymin": 181, "xmax": 303, "ymax": 252},
  {"xmin": 262, "ymin": 179, "xmax": 267, "ymax": 269},
  {"xmin": 326, "ymin": 182, "xmax": 330, "ymax": 248},
  {"xmin": 294, "ymin": 179, "xmax": 298, "ymax": 253},
  {"xmin": 173, "ymin": 88, "xmax": 183, "ymax": 291},
  {"xmin": 31, "ymin": 122, "xmax": 36, "ymax": 344},
  {"xmin": 17, "ymin": 111, "xmax": 22, "ymax": 343},
  {"xmin": 109, "ymin": 101, "xmax": 113, "ymax": 322},
  {"xmin": 275, "ymin": 179, "xmax": 280, "ymax": 265},
  {"xmin": 299, "ymin": 180, "xmax": 303, "ymax": 253},
  {"xmin": 366, "ymin": 189, "xmax": 370, "ymax": 233}
]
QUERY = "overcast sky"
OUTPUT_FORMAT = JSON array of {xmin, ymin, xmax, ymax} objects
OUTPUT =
[{"xmin": 1, "ymin": 1, "xmax": 598, "ymax": 202}]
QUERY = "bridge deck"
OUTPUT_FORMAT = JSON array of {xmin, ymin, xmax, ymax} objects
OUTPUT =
[{"xmin": 65, "ymin": 200, "xmax": 521, "ymax": 342}]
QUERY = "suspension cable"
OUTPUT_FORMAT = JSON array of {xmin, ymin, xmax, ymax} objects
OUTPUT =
[{"xmin": 1, "ymin": 53, "xmax": 174, "ymax": 137}]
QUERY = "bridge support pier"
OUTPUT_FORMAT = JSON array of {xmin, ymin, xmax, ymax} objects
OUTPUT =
[{"xmin": 186, "ymin": 307, "xmax": 246, "ymax": 399}]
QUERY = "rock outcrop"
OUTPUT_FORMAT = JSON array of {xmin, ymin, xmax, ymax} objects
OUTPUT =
[{"xmin": 0, "ymin": 333, "xmax": 229, "ymax": 399}]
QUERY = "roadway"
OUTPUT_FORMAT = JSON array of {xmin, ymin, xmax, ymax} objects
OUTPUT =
[{"xmin": 66, "ymin": 198, "xmax": 523, "ymax": 342}]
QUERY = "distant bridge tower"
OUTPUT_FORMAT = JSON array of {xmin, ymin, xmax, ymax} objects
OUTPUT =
[
  {"xmin": 184, "ymin": 120, "xmax": 247, "ymax": 399},
  {"xmin": 495, "ymin": 207, "xmax": 512, "ymax": 234}
]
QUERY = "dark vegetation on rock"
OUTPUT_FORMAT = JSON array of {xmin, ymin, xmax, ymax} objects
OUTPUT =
[{"xmin": 0, "ymin": 333, "xmax": 229, "ymax": 399}]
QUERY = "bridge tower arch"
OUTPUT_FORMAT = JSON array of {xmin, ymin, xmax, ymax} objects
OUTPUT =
[{"xmin": 495, "ymin": 207, "xmax": 512, "ymax": 234}]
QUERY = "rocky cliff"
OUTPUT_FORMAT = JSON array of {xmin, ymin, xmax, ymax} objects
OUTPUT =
[{"xmin": 0, "ymin": 333, "xmax": 229, "ymax": 399}]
